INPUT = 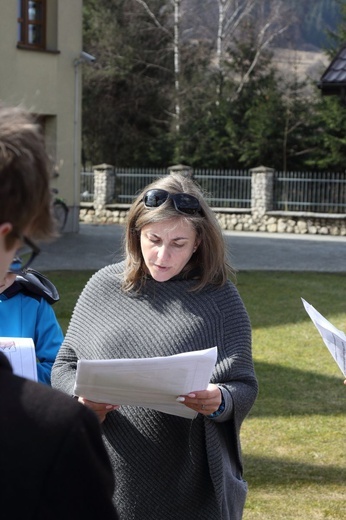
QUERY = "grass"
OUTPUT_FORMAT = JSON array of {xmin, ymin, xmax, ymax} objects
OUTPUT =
[
  {"xmin": 48, "ymin": 270, "xmax": 96, "ymax": 333},
  {"xmin": 47, "ymin": 270, "xmax": 346, "ymax": 520},
  {"xmin": 237, "ymin": 272, "xmax": 346, "ymax": 520}
]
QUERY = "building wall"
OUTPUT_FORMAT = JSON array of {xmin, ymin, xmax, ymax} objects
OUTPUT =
[{"xmin": 0, "ymin": 0, "xmax": 83, "ymax": 232}]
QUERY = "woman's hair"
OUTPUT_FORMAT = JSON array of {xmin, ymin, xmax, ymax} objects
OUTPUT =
[
  {"xmin": 123, "ymin": 173, "xmax": 234, "ymax": 292},
  {"xmin": 0, "ymin": 105, "xmax": 55, "ymax": 248}
]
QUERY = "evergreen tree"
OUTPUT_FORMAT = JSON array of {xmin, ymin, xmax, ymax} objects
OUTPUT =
[
  {"xmin": 80, "ymin": 0, "xmax": 340, "ymax": 170},
  {"xmin": 82, "ymin": 0, "xmax": 174, "ymax": 167},
  {"xmin": 308, "ymin": 0, "xmax": 346, "ymax": 170},
  {"xmin": 306, "ymin": 94, "xmax": 346, "ymax": 170}
]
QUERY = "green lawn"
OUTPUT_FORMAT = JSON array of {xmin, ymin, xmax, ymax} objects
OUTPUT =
[
  {"xmin": 48, "ymin": 270, "xmax": 346, "ymax": 520},
  {"xmin": 238, "ymin": 272, "xmax": 346, "ymax": 520}
]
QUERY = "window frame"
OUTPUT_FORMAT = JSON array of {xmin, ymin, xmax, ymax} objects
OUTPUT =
[{"xmin": 17, "ymin": 0, "xmax": 47, "ymax": 50}]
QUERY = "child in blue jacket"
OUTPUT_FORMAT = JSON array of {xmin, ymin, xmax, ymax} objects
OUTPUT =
[{"xmin": 0, "ymin": 265, "xmax": 64, "ymax": 385}]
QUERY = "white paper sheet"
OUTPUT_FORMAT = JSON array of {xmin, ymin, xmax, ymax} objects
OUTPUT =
[
  {"xmin": 0, "ymin": 337, "xmax": 37, "ymax": 381},
  {"xmin": 73, "ymin": 346, "xmax": 218, "ymax": 419},
  {"xmin": 302, "ymin": 298, "xmax": 346, "ymax": 377}
]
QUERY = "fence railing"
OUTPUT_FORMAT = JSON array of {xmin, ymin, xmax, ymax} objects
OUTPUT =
[
  {"xmin": 273, "ymin": 171, "xmax": 346, "ymax": 213},
  {"xmin": 80, "ymin": 170, "xmax": 94, "ymax": 202},
  {"xmin": 193, "ymin": 169, "xmax": 251, "ymax": 208},
  {"xmin": 80, "ymin": 167, "xmax": 346, "ymax": 214},
  {"xmin": 113, "ymin": 168, "xmax": 167, "ymax": 204},
  {"xmin": 81, "ymin": 168, "xmax": 253, "ymax": 208}
]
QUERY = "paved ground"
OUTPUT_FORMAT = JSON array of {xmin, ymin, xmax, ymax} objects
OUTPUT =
[{"xmin": 33, "ymin": 223, "xmax": 346, "ymax": 273}]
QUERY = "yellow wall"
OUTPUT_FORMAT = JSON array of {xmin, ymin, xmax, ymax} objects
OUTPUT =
[{"xmin": 0, "ymin": 0, "xmax": 84, "ymax": 232}]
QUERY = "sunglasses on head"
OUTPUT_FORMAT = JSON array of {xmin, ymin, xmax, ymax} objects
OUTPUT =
[{"xmin": 143, "ymin": 189, "xmax": 201, "ymax": 215}]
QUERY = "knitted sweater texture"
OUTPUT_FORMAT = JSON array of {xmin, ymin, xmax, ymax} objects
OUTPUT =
[{"xmin": 52, "ymin": 262, "xmax": 258, "ymax": 520}]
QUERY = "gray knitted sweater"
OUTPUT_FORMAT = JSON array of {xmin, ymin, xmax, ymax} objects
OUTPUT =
[{"xmin": 52, "ymin": 262, "xmax": 258, "ymax": 520}]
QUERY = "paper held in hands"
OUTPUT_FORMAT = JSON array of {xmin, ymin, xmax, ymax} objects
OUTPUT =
[
  {"xmin": 73, "ymin": 346, "xmax": 218, "ymax": 419},
  {"xmin": 0, "ymin": 337, "xmax": 37, "ymax": 381},
  {"xmin": 302, "ymin": 298, "xmax": 346, "ymax": 377}
]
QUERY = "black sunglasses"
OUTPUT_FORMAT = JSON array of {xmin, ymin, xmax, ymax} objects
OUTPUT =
[
  {"xmin": 9, "ymin": 236, "xmax": 40, "ymax": 273},
  {"xmin": 143, "ymin": 189, "xmax": 201, "ymax": 215}
]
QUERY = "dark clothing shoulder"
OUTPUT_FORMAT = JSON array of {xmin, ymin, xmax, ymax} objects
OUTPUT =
[{"xmin": 0, "ymin": 352, "xmax": 118, "ymax": 520}]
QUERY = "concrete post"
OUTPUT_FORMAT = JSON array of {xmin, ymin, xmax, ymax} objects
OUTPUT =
[
  {"xmin": 250, "ymin": 165, "xmax": 275, "ymax": 218},
  {"xmin": 93, "ymin": 163, "xmax": 115, "ymax": 213},
  {"xmin": 167, "ymin": 164, "xmax": 194, "ymax": 178}
]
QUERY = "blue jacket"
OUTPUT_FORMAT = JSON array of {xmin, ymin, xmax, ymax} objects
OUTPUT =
[{"xmin": 0, "ymin": 288, "xmax": 64, "ymax": 385}]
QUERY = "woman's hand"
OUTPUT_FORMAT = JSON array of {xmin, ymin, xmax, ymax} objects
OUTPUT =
[
  {"xmin": 177, "ymin": 383, "xmax": 222, "ymax": 416},
  {"xmin": 78, "ymin": 397, "xmax": 120, "ymax": 423}
]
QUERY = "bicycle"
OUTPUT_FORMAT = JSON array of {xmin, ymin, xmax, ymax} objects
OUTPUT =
[{"xmin": 52, "ymin": 188, "xmax": 69, "ymax": 232}]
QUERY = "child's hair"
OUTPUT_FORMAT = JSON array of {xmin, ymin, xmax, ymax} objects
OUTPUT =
[
  {"xmin": 0, "ymin": 105, "xmax": 55, "ymax": 248},
  {"xmin": 123, "ymin": 173, "xmax": 234, "ymax": 292}
]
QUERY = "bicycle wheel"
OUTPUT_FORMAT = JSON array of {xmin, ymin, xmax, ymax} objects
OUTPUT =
[{"xmin": 53, "ymin": 199, "xmax": 69, "ymax": 232}]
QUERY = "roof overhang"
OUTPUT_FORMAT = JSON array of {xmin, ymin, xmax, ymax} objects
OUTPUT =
[{"xmin": 318, "ymin": 44, "xmax": 346, "ymax": 100}]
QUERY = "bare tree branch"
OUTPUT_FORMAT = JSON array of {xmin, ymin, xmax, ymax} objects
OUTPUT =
[
  {"xmin": 133, "ymin": 0, "xmax": 171, "ymax": 36},
  {"xmin": 234, "ymin": 24, "xmax": 290, "ymax": 97},
  {"xmin": 216, "ymin": 0, "xmax": 258, "ymax": 71},
  {"xmin": 215, "ymin": 0, "xmax": 293, "ymax": 100},
  {"xmin": 173, "ymin": 0, "xmax": 181, "ymax": 132}
]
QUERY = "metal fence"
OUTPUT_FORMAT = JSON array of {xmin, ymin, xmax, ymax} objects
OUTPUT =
[
  {"xmin": 193, "ymin": 169, "xmax": 251, "ymax": 208},
  {"xmin": 80, "ymin": 168, "xmax": 346, "ymax": 214},
  {"xmin": 273, "ymin": 170, "xmax": 346, "ymax": 213},
  {"xmin": 113, "ymin": 168, "xmax": 167, "ymax": 204},
  {"xmin": 80, "ymin": 167, "xmax": 252, "ymax": 208},
  {"xmin": 80, "ymin": 170, "xmax": 94, "ymax": 202}
]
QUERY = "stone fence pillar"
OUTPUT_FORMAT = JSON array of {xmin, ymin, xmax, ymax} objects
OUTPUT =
[
  {"xmin": 93, "ymin": 163, "xmax": 115, "ymax": 213},
  {"xmin": 167, "ymin": 164, "xmax": 194, "ymax": 178},
  {"xmin": 250, "ymin": 165, "xmax": 275, "ymax": 218}
]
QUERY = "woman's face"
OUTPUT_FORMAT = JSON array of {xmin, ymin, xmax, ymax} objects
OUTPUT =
[{"xmin": 140, "ymin": 217, "xmax": 199, "ymax": 282}]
